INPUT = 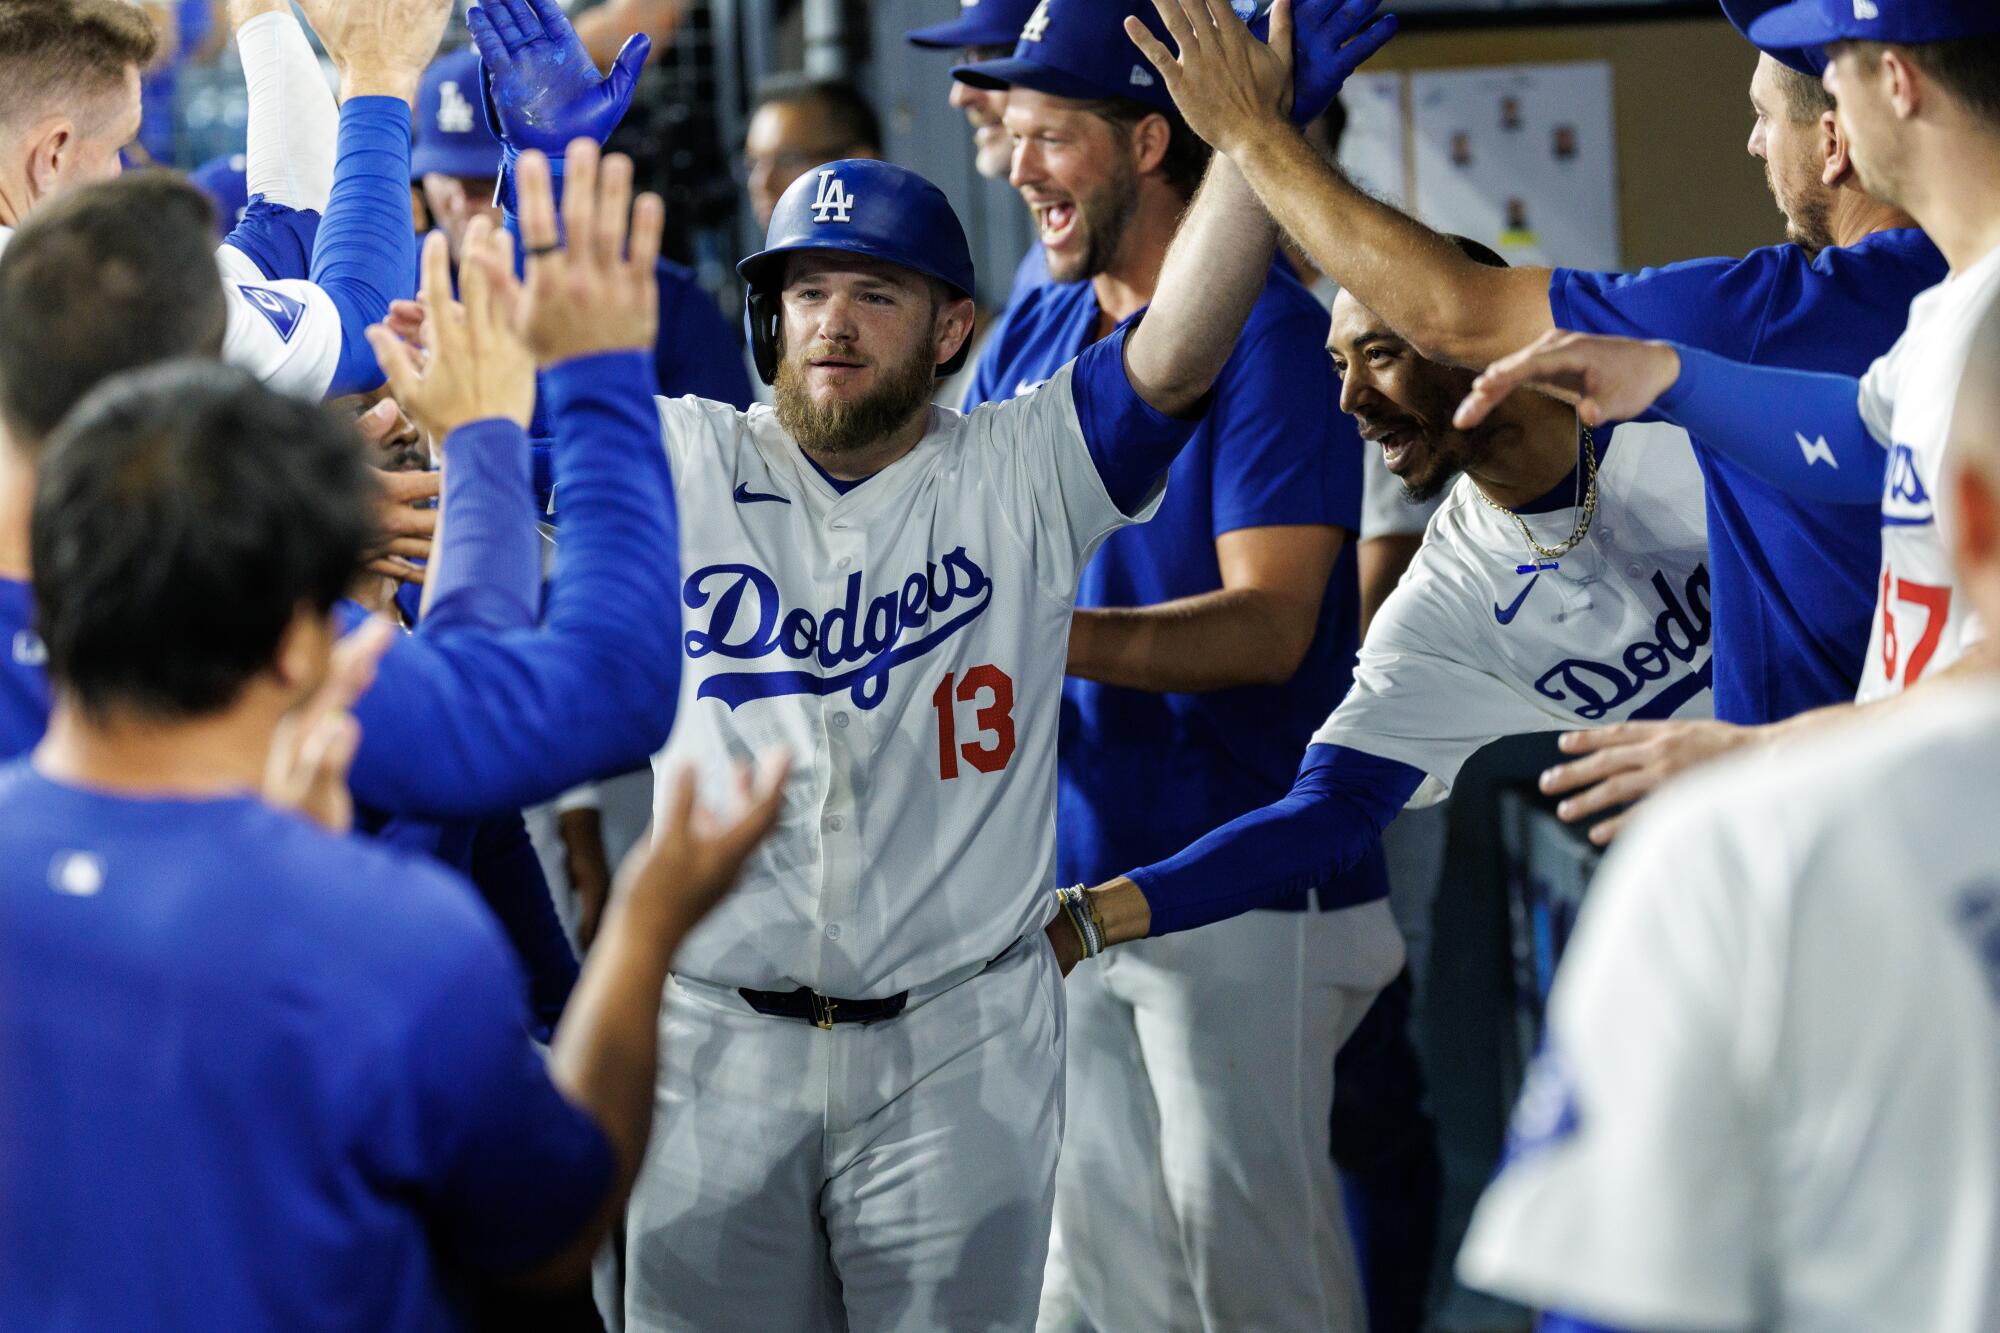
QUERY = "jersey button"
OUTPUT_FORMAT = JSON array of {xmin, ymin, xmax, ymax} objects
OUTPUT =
[
  {"xmin": 826, "ymin": 815, "xmax": 846, "ymax": 832},
  {"xmin": 836, "ymin": 556, "xmax": 852, "ymax": 570},
  {"xmin": 832, "ymin": 712, "xmax": 850, "ymax": 728},
  {"xmin": 1625, "ymin": 562, "xmax": 1644, "ymax": 578},
  {"xmin": 824, "ymin": 923, "xmax": 842, "ymax": 941}
]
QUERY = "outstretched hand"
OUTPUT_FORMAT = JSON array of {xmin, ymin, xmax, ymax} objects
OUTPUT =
[
  {"xmin": 295, "ymin": 0, "xmax": 450, "ymax": 103},
  {"xmin": 264, "ymin": 617, "xmax": 397, "ymax": 834},
  {"xmin": 469, "ymin": 0, "xmax": 649, "ymax": 152},
  {"xmin": 621, "ymin": 755, "xmax": 792, "ymax": 935},
  {"xmin": 367, "ymin": 216, "xmax": 537, "ymax": 437},
  {"xmin": 469, "ymin": 141, "xmax": 664, "ymax": 365},
  {"xmin": 1455, "ymin": 329, "xmax": 1683, "ymax": 432},
  {"xmin": 1263, "ymin": 0, "xmax": 1396, "ymax": 127},
  {"xmin": 1126, "ymin": 0, "xmax": 1296, "ymax": 157}
]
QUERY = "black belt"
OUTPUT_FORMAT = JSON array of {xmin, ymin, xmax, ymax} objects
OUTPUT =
[{"xmin": 737, "ymin": 985, "xmax": 909, "ymax": 1029}]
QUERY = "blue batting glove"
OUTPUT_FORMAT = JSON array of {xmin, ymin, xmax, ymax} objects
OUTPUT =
[
  {"xmin": 468, "ymin": 0, "xmax": 649, "ymax": 152},
  {"xmin": 1255, "ymin": 0, "xmax": 1398, "ymax": 127}
]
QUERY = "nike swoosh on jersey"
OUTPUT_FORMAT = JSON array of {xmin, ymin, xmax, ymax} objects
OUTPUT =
[
  {"xmin": 1494, "ymin": 574, "xmax": 1540, "ymax": 625},
  {"xmin": 733, "ymin": 483, "xmax": 791, "ymax": 506}
]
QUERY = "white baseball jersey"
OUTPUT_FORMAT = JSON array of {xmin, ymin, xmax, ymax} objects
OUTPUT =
[
  {"xmin": 1458, "ymin": 683, "xmax": 2000, "ymax": 1332},
  {"xmin": 1854, "ymin": 242, "xmax": 2000, "ymax": 702},
  {"xmin": 654, "ymin": 360, "xmax": 1156, "ymax": 999},
  {"xmin": 1314, "ymin": 420, "xmax": 1712, "ymax": 805},
  {"xmin": 0, "ymin": 224, "xmax": 343, "ymax": 401}
]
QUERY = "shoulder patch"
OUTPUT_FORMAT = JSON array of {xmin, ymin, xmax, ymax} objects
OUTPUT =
[{"xmin": 237, "ymin": 284, "xmax": 306, "ymax": 344}]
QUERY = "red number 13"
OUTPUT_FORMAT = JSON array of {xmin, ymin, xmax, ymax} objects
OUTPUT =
[{"xmin": 931, "ymin": 665, "xmax": 1017, "ymax": 780}]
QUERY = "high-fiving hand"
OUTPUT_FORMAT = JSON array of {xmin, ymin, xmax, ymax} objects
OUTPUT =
[
  {"xmin": 264, "ymin": 617, "xmax": 397, "ymax": 834},
  {"xmin": 294, "ymin": 0, "xmax": 451, "ymax": 104},
  {"xmin": 1453, "ymin": 329, "xmax": 1684, "ymax": 433},
  {"xmin": 367, "ymin": 216, "xmax": 538, "ymax": 438},
  {"xmin": 468, "ymin": 141, "xmax": 665, "ymax": 365},
  {"xmin": 1126, "ymin": 0, "xmax": 1395, "ymax": 157},
  {"xmin": 469, "ymin": 0, "xmax": 650, "ymax": 152}
]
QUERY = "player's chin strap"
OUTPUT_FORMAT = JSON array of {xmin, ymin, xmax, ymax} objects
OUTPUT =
[{"xmin": 1055, "ymin": 883, "xmax": 1106, "ymax": 959}]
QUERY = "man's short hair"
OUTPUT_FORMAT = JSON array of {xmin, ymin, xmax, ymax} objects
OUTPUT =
[
  {"xmin": 0, "ymin": 172, "xmax": 226, "ymax": 444},
  {"xmin": 1774, "ymin": 59, "xmax": 1836, "ymax": 121},
  {"xmin": 1851, "ymin": 36, "xmax": 2000, "ymax": 129},
  {"xmin": 0, "ymin": 0, "xmax": 155, "ymax": 128},
  {"xmin": 1077, "ymin": 96, "xmax": 1213, "ymax": 201},
  {"xmin": 33, "ymin": 361, "xmax": 375, "ymax": 720},
  {"xmin": 749, "ymin": 74, "xmax": 883, "ymax": 153}
]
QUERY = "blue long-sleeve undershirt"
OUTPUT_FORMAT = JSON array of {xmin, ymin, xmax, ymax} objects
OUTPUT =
[
  {"xmin": 1129, "ymin": 743, "xmax": 1425, "ymax": 937},
  {"xmin": 1654, "ymin": 344, "xmax": 1882, "ymax": 506},
  {"xmin": 426, "ymin": 418, "xmax": 542, "ymax": 632},
  {"xmin": 311, "ymin": 95, "xmax": 418, "ymax": 397},
  {"xmin": 347, "ymin": 348, "xmax": 679, "ymax": 819}
]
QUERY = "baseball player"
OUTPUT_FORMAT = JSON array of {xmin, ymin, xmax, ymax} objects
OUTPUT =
[
  {"xmin": 0, "ymin": 0, "xmax": 439, "ymax": 402},
  {"xmin": 1140, "ymin": 0, "xmax": 1950, "ymax": 829},
  {"xmin": 0, "ymin": 357, "xmax": 786, "ymax": 1331},
  {"xmin": 452, "ymin": 30, "xmax": 1301, "ymax": 1322},
  {"xmin": 1455, "ymin": 297, "xmax": 2000, "ymax": 1333},
  {"xmin": 953, "ymin": 2, "xmax": 1396, "ymax": 1328},
  {"xmin": 1456, "ymin": 0, "xmax": 2000, "ymax": 719}
]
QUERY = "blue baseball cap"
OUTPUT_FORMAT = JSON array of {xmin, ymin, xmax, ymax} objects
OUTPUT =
[
  {"xmin": 906, "ymin": 0, "xmax": 1042, "ymax": 50},
  {"xmin": 1749, "ymin": 0, "xmax": 2000, "ymax": 53},
  {"xmin": 1720, "ymin": 0, "xmax": 1825, "ymax": 75},
  {"xmin": 411, "ymin": 46, "xmax": 502, "ymax": 183},
  {"xmin": 953, "ymin": 0, "xmax": 1178, "ymax": 115}
]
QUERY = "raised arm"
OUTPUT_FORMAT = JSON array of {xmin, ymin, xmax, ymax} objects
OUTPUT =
[
  {"xmin": 1157, "ymin": 0, "xmax": 1551, "ymax": 370},
  {"xmin": 348, "ymin": 143, "xmax": 682, "ymax": 819},
  {"xmin": 230, "ymin": 0, "xmax": 338, "ymax": 211}
]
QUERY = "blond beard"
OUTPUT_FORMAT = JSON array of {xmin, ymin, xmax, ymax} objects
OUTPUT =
[{"xmin": 774, "ymin": 344, "xmax": 939, "ymax": 458}]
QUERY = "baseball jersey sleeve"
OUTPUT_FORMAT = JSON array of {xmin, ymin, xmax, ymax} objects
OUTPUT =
[
  {"xmin": 964, "ymin": 328, "xmax": 1190, "ymax": 597},
  {"xmin": 1208, "ymin": 309, "xmax": 1358, "ymax": 537},
  {"xmin": 1551, "ymin": 253, "xmax": 1777, "ymax": 359},
  {"xmin": 1855, "ymin": 337, "xmax": 1905, "ymax": 447},
  {"xmin": 216, "ymin": 244, "xmax": 344, "ymax": 400},
  {"xmin": 369, "ymin": 866, "xmax": 611, "ymax": 1273},
  {"xmin": 1456, "ymin": 794, "xmax": 1764, "ymax": 1330}
]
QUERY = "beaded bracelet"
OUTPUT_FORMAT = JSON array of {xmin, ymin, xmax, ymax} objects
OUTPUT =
[{"xmin": 1055, "ymin": 883, "xmax": 1102, "ymax": 958}]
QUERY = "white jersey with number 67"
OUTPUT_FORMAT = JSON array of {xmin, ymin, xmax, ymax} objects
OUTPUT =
[
  {"xmin": 651, "ymin": 361, "xmax": 1153, "ymax": 1000},
  {"xmin": 1853, "ymin": 243, "xmax": 2000, "ymax": 702}
]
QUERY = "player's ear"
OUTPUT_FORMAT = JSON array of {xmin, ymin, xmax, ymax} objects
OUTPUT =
[
  {"xmin": 933, "ymin": 294, "xmax": 976, "ymax": 372},
  {"xmin": 1819, "ymin": 110, "xmax": 1849, "ymax": 187},
  {"xmin": 271, "ymin": 606, "xmax": 337, "ymax": 696},
  {"xmin": 24, "ymin": 118, "xmax": 75, "ymax": 203},
  {"xmin": 1130, "ymin": 112, "xmax": 1171, "ymax": 180}
]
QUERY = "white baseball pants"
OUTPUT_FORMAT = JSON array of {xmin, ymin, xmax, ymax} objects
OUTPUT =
[
  {"xmin": 1040, "ymin": 900, "xmax": 1405, "ymax": 1333},
  {"xmin": 619, "ymin": 931, "xmax": 1066, "ymax": 1332}
]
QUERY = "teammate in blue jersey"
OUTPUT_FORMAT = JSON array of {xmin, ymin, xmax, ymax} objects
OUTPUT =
[
  {"xmin": 955, "ymin": 3, "xmax": 1397, "ymax": 1328},
  {"xmin": 0, "ymin": 360, "xmax": 784, "ymax": 1332},
  {"xmin": 905, "ymin": 0, "xmax": 1050, "ymax": 338},
  {"xmin": 1126, "ymin": 1, "xmax": 1942, "ymax": 799},
  {"xmin": 405, "ymin": 42, "xmax": 754, "ymax": 411}
]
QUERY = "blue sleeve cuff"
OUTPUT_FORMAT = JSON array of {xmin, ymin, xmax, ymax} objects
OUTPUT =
[
  {"xmin": 312, "ymin": 95, "xmax": 416, "ymax": 397},
  {"xmin": 1071, "ymin": 318, "xmax": 1209, "ymax": 516},
  {"xmin": 1130, "ymin": 743, "xmax": 1420, "ymax": 937}
]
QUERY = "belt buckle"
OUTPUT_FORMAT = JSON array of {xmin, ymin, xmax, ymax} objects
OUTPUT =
[{"xmin": 811, "ymin": 992, "xmax": 837, "ymax": 1030}]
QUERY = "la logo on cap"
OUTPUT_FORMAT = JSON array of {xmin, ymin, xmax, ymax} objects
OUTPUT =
[
  {"xmin": 1851, "ymin": 0, "xmax": 1878, "ymax": 17},
  {"xmin": 1022, "ymin": 0, "xmax": 1051, "ymax": 41},
  {"xmin": 811, "ymin": 170, "xmax": 855, "ymax": 223},
  {"xmin": 438, "ymin": 79, "xmax": 475, "ymax": 134}
]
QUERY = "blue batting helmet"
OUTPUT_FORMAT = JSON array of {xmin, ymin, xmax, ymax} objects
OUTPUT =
[{"xmin": 736, "ymin": 159, "xmax": 976, "ymax": 385}]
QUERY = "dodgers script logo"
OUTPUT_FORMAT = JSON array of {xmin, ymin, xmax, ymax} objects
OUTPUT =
[
  {"xmin": 1532, "ymin": 566, "xmax": 1713, "ymax": 722},
  {"xmin": 1882, "ymin": 442, "xmax": 1933, "ymax": 528},
  {"xmin": 684, "ymin": 548, "xmax": 993, "ymax": 710}
]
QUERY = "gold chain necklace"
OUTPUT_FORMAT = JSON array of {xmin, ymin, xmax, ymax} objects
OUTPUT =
[{"xmin": 1474, "ymin": 422, "xmax": 1598, "ymax": 564}]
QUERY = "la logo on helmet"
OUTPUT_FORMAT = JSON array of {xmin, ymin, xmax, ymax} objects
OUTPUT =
[{"xmin": 811, "ymin": 170, "xmax": 855, "ymax": 223}]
